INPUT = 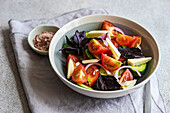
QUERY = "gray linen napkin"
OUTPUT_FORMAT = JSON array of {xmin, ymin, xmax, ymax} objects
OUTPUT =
[{"xmin": 8, "ymin": 8, "xmax": 166, "ymax": 113}]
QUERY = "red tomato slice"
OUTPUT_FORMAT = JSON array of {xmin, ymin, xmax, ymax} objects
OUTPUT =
[
  {"xmin": 66, "ymin": 54, "xmax": 80, "ymax": 68},
  {"xmin": 72, "ymin": 64, "xmax": 88, "ymax": 83},
  {"xmin": 101, "ymin": 20, "xmax": 115, "ymax": 30},
  {"xmin": 115, "ymin": 35, "xmax": 136, "ymax": 46},
  {"xmin": 118, "ymin": 56, "xmax": 126, "ymax": 62},
  {"xmin": 111, "ymin": 39, "xmax": 119, "ymax": 48},
  {"xmin": 105, "ymin": 49, "xmax": 113, "ymax": 56},
  {"xmin": 101, "ymin": 53, "xmax": 122, "ymax": 71},
  {"xmin": 128, "ymin": 36, "xmax": 142, "ymax": 48},
  {"xmin": 88, "ymin": 39, "xmax": 108, "ymax": 54},
  {"xmin": 111, "ymin": 30, "xmax": 123, "ymax": 40},
  {"xmin": 86, "ymin": 65, "xmax": 99, "ymax": 86},
  {"xmin": 119, "ymin": 69, "xmax": 133, "ymax": 84}
]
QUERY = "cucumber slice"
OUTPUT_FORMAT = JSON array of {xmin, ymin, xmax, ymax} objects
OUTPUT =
[
  {"xmin": 77, "ymin": 83, "xmax": 93, "ymax": 90},
  {"xmin": 118, "ymin": 69, "xmax": 125, "ymax": 77},
  {"xmin": 131, "ymin": 63, "xmax": 147, "ymax": 74},
  {"xmin": 85, "ymin": 48, "xmax": 94, "ymax": 59},
  {"xmin": 129, "ymin": 63, "xmax": 147, "ymax": 76}
]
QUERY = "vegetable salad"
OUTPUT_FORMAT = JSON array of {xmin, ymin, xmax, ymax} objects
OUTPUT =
[{"xmin": 60, "ymin": 20, "xmax": 152, "ymax": 91}]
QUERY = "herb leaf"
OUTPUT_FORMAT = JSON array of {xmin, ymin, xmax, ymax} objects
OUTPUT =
[{"xmin": 118, "ymin": 46, "xmax": 144, "ymax": 59}]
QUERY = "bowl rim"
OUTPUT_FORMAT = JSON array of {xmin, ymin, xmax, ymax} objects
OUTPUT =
[
  {"xmin": 49, "ymin": 14, "xmax": 160, "ymax": 94},
  {"xmin": 28, "ymin": 24, "xmax": 60, "ymax": 55}
]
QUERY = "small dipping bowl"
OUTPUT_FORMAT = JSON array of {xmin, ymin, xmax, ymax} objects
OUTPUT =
[{"xmin": 28, "ymin": 25, "xmax": 60, "ymax": 55}]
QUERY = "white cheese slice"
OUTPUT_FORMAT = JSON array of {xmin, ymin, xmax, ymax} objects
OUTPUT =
[
  {"xmin": 67, "ymin": 59, "xmax": 75, "ymax": 79},
  {"xmin": 106, "ymin": 38, "xmax": 121, "ymax": 60},
  {"xmin": 121, "ymin": 79, "xmax": 137, "ymax": 89},
  {"xmin": 82, "ymin": 59, "xmax": 100, "ymax": 64},
  {"xmin": 87, "ymin": 30, "xmax": 108, "ymax": 38},
  {"xmin": 128, "ymin": 57, "xmax": 152, "ymax": 66}
]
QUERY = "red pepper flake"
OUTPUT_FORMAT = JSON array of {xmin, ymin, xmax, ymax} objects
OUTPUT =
[{"xmin": 33, "ymin": 32, "xmax": 54, "ymax": 51}]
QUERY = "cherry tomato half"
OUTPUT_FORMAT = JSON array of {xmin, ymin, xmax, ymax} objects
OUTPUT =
[
  {"xmin": 72, "ymin": 64, "xmax": 88, "ymax": 83},
  {"xmin": 119, "ymin": 69, "xmax": 133, "ymax": 84},
  {"xmin": 111, "ymin": 39, "xmax": 119, "ymax": 48},
  {"xmin": 101, "ymin": 53, "xmax": 122, "ymax": 71},
  {"xmin": 105, "ymin": 49, "xmax": 113, "ymax": 56},
  {"xmin": 86, "ymin": 65, "xmax": 99, "ymax": 86},
  {"xmin": 101, "ymin": 20, "xmax": 115, "ymax": 30},
  {"xmin": 128, "ymin": 36, "xmax": 142, "ymax": 48},
  {"xmin": 115, "ymin": 35, "xmax": 136, "ymax": 46},
  {"xmin": 118, "ymin": 56, "xmax": 126, "ymax": 62},
  {"xmin": 88, "ymin": 39, "xmax": 108, "ymax": 54},
  {"xmin": 66, "ymin": 54, "xmax": 80, "ymax": 68}
]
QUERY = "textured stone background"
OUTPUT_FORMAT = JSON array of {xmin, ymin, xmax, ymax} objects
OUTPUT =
[{"xmin": 0, "ymin": 0, "xmax": 169, "ymax": 113}]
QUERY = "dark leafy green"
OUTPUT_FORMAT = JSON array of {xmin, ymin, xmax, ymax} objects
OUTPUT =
[
  {"xmin": 92, "ymin": 74, "xmax": 106, "ymax": 90},
  {"xmin": 118, "ymin": 46, "xmax": 144, "ymax": 59},
  {"xmin": 60, "ymin": 30, "xmax": 90, "ymax": 56},
  {"xmin": 60, "ymin": 30, "xmax": 103, "ymax": 56},
  {"xmin": 92, "ymin": 74, "xmax": 121, "ymax": 91},
  {"xmin": 102, "ymin": 76, "xmax": 121, "ymax": 91},
  {"xmin": 85, "ymin": 48, "xmax": 94, "ymax": 59}
]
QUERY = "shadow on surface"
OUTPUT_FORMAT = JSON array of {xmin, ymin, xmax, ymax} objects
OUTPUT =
[{"xmin": 2, "ymin": 29, "xmax": 31, "ymax": 113}]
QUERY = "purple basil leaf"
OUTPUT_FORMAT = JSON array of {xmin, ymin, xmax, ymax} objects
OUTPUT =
[
  {"xmin": 75, "ymin": 30, "xmax": 82, "ymax": 47},
  {"xmin": 73, "ymin": 35, "xmax": 78, "ymax": 44},
  {"xmin": 118, "ymin": 46, "xmax": 144, "ymax": 59},
  {"xmin": 92, "ymin": 74, "xmax": 106, "ymax": 90},
  {"xmin": 59, "ymin": 47, "xmax": 78, "ymax": 52},
  {"xmin": 65, "ymin": 35, "xmax": 76, "ymax": 47},
  {"xmin": 102, "ymin": 76, "xmax": 121, "ymax": 91},
  {"xmin": 81, "ymin": 31, "xmax": 86, "ymax": 38},
  {"xmin": 80, "ymin": 38, "xmax": 90, "ymax": 46}
]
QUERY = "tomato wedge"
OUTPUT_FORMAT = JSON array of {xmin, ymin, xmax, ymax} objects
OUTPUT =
[
  {"xmin": 105, "ymin": 49, "xmax": 113, "ymax": 56},
  {"xmin": 101, "ymin": 20, "xmax": 115, "ymax": 30},
  {"xmin": 66, "ymin": 54, "xmax": 81, "ymax": 68},
  {"xmin": 111, "ymin": 39, "xmax": 119, "ymax": 48},
  {"xmin": 88, "ymin": 39, "xmax": 108, "ymax": 54},
  {"xmin": 72, "ymin": 64, "xmax": 88, "ymax": 83},
  {"xmin": 115, "ymin": 35, "xmax": 136, "ymax": 46},
  {"xmin": 67, "ymin": 54, "xmax": 80, "ymax": 64},
  {"xmin": 86, "ymin": 65, "xmax": 99, "ymax": 86},
  {"xmin": 101, "ymin": 53, "xmax": 122, "ymax": 71},
  {"xmin": 128, "ymin": 36, "xmax": 142, "ymax": 48},
  {"xmin": 118, "ymin": 56, "xmax": 126, "ymax": 62},
  {"xmin": 119, "ymin": 69, "xmax": 133, "ymax": 84}
]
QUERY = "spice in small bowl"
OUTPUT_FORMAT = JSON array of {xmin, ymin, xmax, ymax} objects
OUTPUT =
[
  {"xmin": 33, "ymin": 32, "xmax": 54, "ymax": 51},
  {"xmin": 28, "ymin": 25, "xmax": 59, "ymax": 55}
]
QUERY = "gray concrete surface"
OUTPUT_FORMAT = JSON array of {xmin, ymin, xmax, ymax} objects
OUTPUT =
[{"xmin": 0, "ymin": 0, "xmax": 170, "ymax": 113}]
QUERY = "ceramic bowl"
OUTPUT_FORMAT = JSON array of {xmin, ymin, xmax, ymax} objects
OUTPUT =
[
  {"xmin": 49, "ymin": 15, "xmax": 160, "ymax": 98},
  {"xmin": 28, "ymin": 24, "xmax": 59, "ymax": 55}
]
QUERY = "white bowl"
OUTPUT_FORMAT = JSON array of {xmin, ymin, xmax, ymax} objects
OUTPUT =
[
  {"xmin": 49, "ymin": 15, "xmax": 160, "ymax": 98},
  {"xmin": 28, "ymin": 24, "xmax": 59, "ymax": 55}
]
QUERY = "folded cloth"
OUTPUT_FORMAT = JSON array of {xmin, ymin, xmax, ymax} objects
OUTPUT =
[{"xmin": 8, "ymin": 8, "xmax": 166, "ymax": 113}]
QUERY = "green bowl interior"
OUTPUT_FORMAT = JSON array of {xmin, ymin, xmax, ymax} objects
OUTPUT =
[{"xmin": 54, "ymin": 22, "xmax": 156, "ymax": 85}]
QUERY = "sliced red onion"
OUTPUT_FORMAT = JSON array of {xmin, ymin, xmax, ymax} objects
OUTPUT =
[
  {"xmin": 99, "ymin": 33, "xmax": 107, "ymax": 39},
  {"xmin": 85, "ymin": 63, "xmax": 93, "ymax": 71},
  {"xmin": 114, "ymin": 66, "xmax": 142, "ymax": 81},
  {"xmin": 85, "ymin": 63, "xmax": 112, "ymax": 75},
  {"xmin": 103, "ymin": 40, "xmax": 108, "ymax": 46},
  {"xmin": 108, "ymin": 27, "xmax": 125, "ymax": 39}
]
